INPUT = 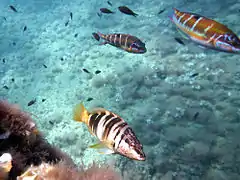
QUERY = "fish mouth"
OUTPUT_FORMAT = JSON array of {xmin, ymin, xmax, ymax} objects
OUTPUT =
[
  {"xmin": 138, "ymin": 156, "xmax": 146, "ymax": 161},
  {"xmin": 136, "ymin": 48, "xmax": 147, "ymax": 53}
]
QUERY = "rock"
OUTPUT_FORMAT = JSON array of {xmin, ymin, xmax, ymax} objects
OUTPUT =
[
  {"xmin": 160, "ymin": 171, "xmax": 173, "ymax": 180},
  {"xmin": 183, "ymin": 141, "xmax": 210, "ymax": 157},
  {"xmin": 205, "ymin": 168, "xmax": 228, "ymax": 180}
]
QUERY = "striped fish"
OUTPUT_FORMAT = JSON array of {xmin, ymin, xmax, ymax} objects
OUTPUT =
[
  {"xmin": 92, "ymin": 32, "xmax": 147, "ymax": 54},
  {"xmin": 170, "ymin": 8, "xmax": 240, "ymax": 53},
  {"xmin": 73, "ymin": 103, "xmax": 145, "ymax": 161}
]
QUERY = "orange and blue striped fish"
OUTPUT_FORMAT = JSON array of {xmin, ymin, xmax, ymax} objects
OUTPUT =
[
  {"xmin": 73, "ymin": 103, "xmax": 145, "ymax": 161},
  {"xmin": 92, "ymin": 32, "xmax": 147, "ymax": 54},
  {"xmin": 170, "ymin": 8, "xmax": 240, "ymax": 53}
]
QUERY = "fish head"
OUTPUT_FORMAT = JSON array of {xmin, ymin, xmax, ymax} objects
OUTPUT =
[
  {"xmin": 117, "ymin": 131, "xmax": 145, "ymax": 161},
  {"xmin": 215, "ymin": 33, "xmax": 240, "ymax": 53},
  {"xmin": 129, "ymin": 40, "xmax": 147, "ymax": 53}
]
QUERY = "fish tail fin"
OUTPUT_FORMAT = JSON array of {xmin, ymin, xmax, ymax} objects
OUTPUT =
[
  {"xmin": 73, "ymin": 103, "xmax": 89, "ymax": 123},
  {"xmin": 169, "ymin": 8, "xmax": 178, "ymax": 22},
  {"xmin": 92, "ymin": 32, "xmax": 107, "ymax": 42}
]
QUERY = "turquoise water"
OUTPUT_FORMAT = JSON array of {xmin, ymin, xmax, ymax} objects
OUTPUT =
[{"xmin": 0, "ymin": 0, "xmax": 240, "ymax": 179}]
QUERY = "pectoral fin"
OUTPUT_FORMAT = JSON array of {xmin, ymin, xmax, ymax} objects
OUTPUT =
[
  {"xmin": 89, "ymin": 142, "xmax": 115, "ymax": 154},
  {"xmin": 99, "ymin": 41, "xmax": 108, "ymax": 45},
  {"xmin": 177, "ymin": 28, "xmax": 189, "ymax": 40}
]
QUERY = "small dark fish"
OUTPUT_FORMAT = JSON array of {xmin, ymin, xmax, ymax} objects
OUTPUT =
[
  {"xmin": 65, "ymin": 20, "xmax": 69, "ymax": 26},
  {"xmin": 118, "ymin": 6, "xmax": 138, "ymax": 17},
  {"xmin": 193, "ymin": 112, "xmax": 199, "ymax": 120},
  {"xmin": 95, "ymin": 70, "xmax": 101, "ymax": 74},
  {"xmin": 49, "ymin": 121, "xmax": 54, "ymax": 125},
  {"xmin": 2, "ymin": 58, "xmax": 5, "ymax": 63},
  {"xmin": 23, "ymin": 26, "xmax": 27, "ymax": 32},
  {"xmin": 97, "ymin": 12, "xmax": 102, "ymax": 17},
  {"xmin": 74, "ymin": 33, "xmax": 78, "ymax": 38},
  {"xmin": 107, "ymin": 1, "xmax": 112, "ymax": 6},
  {"xmin": 92, "ymin": 32, "xmax": 100, "ymax": 41},
  {"xmin": 12, "ymin": 42, "xmax": 16, "ymax": 46},
  {"xmin": 87, "ymin": 97, "xmax": 93, "ymax": 101},
  {"xmin": 3, "ymin": 85, "xmax": 9, "ymax": 90},
  {"xmin": 174, "ymin": 37, "xmax": 185, "ymax": 45},
  {"xmin": 28, "ymin": 99, "xmax": 36, "ymax": 106},
  {"xmin": 43, "ymin": 64, "xmax": 47, "ymax": 68},
  {"xmin": 83, "ymin": 68, "xmax": 90, "ymax": 73},
  {"xmin": 9, "ymin": 5, "xmax": 17, "ymax": 13},
  {"xmin": 42, "ymin": 98, "xmax": 46, "ymax": 102},
  {"xmin": 60, "ymin": 57, "xmax": 64, "ymax": 61},
  {"xmin": 158, "ymin": 9, "xmax": 165, "ymax": 14},
  {"xmin": 190, "ymin": 73, "xmax": 199, "ymax": 78},
  {"xmin": 100, "ymin": 8, "xmax": 114, "ymax": 14},
  {"xmin": 3, "ymin": 17, "xmax": 7, "ymax": 21},
  {"xmin": 11, "ymin": 78, "xmax": 14, "ymax": 82},
  {"xmin": 70, "ymin": 12, "xmax": 73, "ymax": 20}
]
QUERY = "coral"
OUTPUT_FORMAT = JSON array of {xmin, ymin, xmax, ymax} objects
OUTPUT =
[
  {"xmin": 0, "ymin": 100, "xmax": 38, "ymax": 137},
  {"xmin": 0, "ymin": 100, "xmax": 122, "ymax": 180},
  {"xmin": 17, "ymin": 161, "xmax": 121, "ymax": 180},
  {"xmin": 0, "ymin": 100, "xmax": 74, "ymax": 179}
]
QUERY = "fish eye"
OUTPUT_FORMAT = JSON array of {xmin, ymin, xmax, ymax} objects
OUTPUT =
[
  {"xmin": 131, "ymin": 43, "xmax": 139, "ymax": 48},
  {"xmin": 226, "ymin": 35, "xmax": 237, "ymax": 43}
]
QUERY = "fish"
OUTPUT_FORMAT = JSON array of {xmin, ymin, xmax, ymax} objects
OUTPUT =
[
  {"xmin": 170, "ymin": 8, "xmax": 240, "ymax": 53},
  {"xmin": 73, "ymin": 103, "xmax": 145, "ymax": 161},
  {"xmin": 174, "ymin": 37, "xmax": 185, "ymax": 45},
  {"xmin": 0, "ymin": 153, "xmax": 12, "ymax": 180},
  {"xmin": 118, "ymin": 6, "xmax": 138, "ymax": 17},
  {"xmin": 95, "ymin": 70, "xmax": 101, "ymax": 74},
  {"xmin": 97, "ymin": 12, "xmax": 102, "ymax": 18},
  {"xmin": 92, "ymin": 32, "xmax": 147, "ymax": 53},
  {"xmin": 193, "ymin": 112, "xmax": 199, "ymax": 121},
  {"xmin": 83, "ymin": 68, "xmax": 90, "ymax": 73},
  {"xmin": 87, "ymin": 97, "xmax": 93, "ymax": 102},
  {"xmin": 65, "ymin": 20, "xmax": 69, "ymax": 26},
  {"xmin": 9, "ymin": 5, "xmax": 17, "ymax": 12},
  {"xmin": 3, "ymin": 86, "xmax": 9, "ymax": 90},
  {"xmin": 190, "ymin": 72, "xmax": 199, "ymax": 78},
  {"xmin": 23, "ymin": 26, "xmax": 27, "ymax": 32},
  {"xmin": 158, "ymin": 9, "xmax": 166, "ymax": 14},
  {"xmin": 100, "ymin": 8, "xmax": 114, "ymax": 14},
  {"xmin": 28, "ymin": 99, "xmax": 36, "ymax": 106},
  {"xmin": 70, "ymin": 12, "xmax": 73, "ymax": 20},
  {"xmin": 107, "ymin": 1, "xmax": 112, "ymax": 6}
]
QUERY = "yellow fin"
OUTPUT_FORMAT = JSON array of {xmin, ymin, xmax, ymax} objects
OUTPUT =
[
  {"xmin": 89, "ymin": 142, "xmax": 115, "ymax": 154},
  {"xmin": 89, "ymin": 142, "xmax": 106, "ymax": 149},
  {"xmin": 177, "ymin": 28, "xmax": 189, "ymax": 40},
  {"xmin": 73, "ymin": 103, "xmax": 89, "ymax": 123},
  {"xmin": 90, "ymin": 107, "xmax": 108, "ymax": 114}
]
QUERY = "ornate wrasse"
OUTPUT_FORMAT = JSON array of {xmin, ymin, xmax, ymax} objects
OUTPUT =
[
  {"xmin": 73, "ymin": 103, "xmax": 145, "ymax": 161},
  {"xmin": 170, "ymin": 8, "xmax": 240, "ymax": 53}
]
